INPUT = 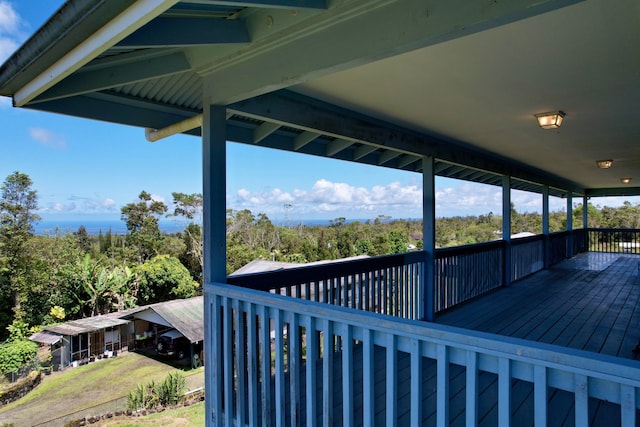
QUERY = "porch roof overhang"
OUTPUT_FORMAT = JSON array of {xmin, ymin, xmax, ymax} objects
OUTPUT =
[
  {"xmin": 29, "ymin": 330, "xmax": 63, "ymax": 345},
  {"xmin": 43, "ymin": 316, "xmax": 130, "ymax": 336},
  {"xmin": 124, "ymin": 296, "xmax": 204, "ymax": 343},
  {"xmin": 1, "ymin": 0, "xmax": 639, "ymax": 198}
]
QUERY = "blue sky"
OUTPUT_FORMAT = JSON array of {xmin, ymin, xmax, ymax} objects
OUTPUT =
[{"xmin": 0, "ymin": 1, "xmax": 636, "ymax": 227}]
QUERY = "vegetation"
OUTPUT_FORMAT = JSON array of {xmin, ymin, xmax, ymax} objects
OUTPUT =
[
  {"xmin": 0, "ymin": 170, "xmax": 639, "ymax": 345},
  {"xmin": 127, "ymin": 371, "xmax": 187, "ymax": 411},
  {"xmin": 0, "ymin": 352, "xmax": 203, "ymax": 427},
  {"xmin": 101, "ymin": 401, "xmax": 205, "ymax": 427}
]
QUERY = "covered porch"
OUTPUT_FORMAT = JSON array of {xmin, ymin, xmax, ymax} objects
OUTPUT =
[
  {"xmin": 2, "ymin": 0, "xmax": 640, "ymax": 426},
  {"xmin": 218, "ymin": 237, "xmax": 640, "ymax": 426},
  {"xmin": 437, "ymin": 252, "xmax": 640, "ymax": 361}
]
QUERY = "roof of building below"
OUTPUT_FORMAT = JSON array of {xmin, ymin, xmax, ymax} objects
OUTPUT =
[
  {"xmin": 44, "ymin": 315, "xmax": 131, "ymax": 336},
  {"xmin": 230, "ymin": 255, "xmax": 370, "ymax": 276},
  {"xmin": 145, "ymin": 296, "xmax": 203, "ymax": 343},
  {"xmin": 29, "ymin": 330, "xmax": 63, "ymax": 345}
]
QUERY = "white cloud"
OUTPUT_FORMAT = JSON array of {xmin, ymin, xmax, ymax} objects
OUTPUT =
[
  {"xmin": 40, "ymin": 202, "xmax": 77, "ymax": 214},
  {"xmin": 232, "ymin": 179, "xmax": 423, "ymax": 219},
  {"xmin": 29, "ymin": 127, "xmax": 67, "ymax": 148},
  {"xmin": 0, "ymin": 1, "xmax": 24, "ymax": 63}
]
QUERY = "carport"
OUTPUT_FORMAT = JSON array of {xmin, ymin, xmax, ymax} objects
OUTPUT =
[{"xmin": 123, "ymin": 296, "xmax": 203, "ymax": 368}]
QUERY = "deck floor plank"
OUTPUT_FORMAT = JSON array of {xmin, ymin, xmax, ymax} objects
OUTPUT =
[{"xmin": 267, "ymin": 253, "xmax": 640, "ymax": 426}]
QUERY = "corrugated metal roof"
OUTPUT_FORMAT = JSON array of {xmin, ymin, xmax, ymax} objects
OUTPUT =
[
  {"xmin": 29, "ymin": 331, "xmax": 63, "ymax": 345},
  {"xmin": 230, "ymin": 255, "xmax": 370, "ymax": 276},
  {"xmin": 44, "ymin": 312, "xmax": 133, "ymax": 336},
  {"xmin": 148, "ymin": 296, "xmax": 203, "ymax": 343}
]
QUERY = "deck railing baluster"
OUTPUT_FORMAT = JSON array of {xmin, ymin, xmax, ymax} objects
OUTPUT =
[{"xmin": 208, "ymin": 283, "xmax": 640, "ymax": 427}]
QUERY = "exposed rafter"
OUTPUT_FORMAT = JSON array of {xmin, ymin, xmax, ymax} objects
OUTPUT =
[
  {"xmin": 293, "ymin": 131, "xmax": 320, "ymax": 150},
  {"xmin": 116, "ymin": 17, "xmax": 250, "ymax": 48},
  {"xmin": 377, "ymin": 150, "xmax": 401, "ymax": 166},
  {"xmin": 326, "ymin": 138, "xmax": 353, "ymax": 157},
  {"xmin": 33, "ymin": 51, "xmax": 192, "ymax": 104},
  {"xmin": 184, "ymin": 0, "xmax": 328, "ymax": 10},
  {"xmin": 353, "ymin": 145, "xmax": 377, "ymax": 161},
  {"xmin": 13, "ymin": 0, "xmax": 179, "ymax": 106},
  {"xmin": 397, "ymin": 154, "xmax": 419, "ymax": 169},
  {"xmin": 228, "ymin": 90, "xmax": 583, "ymax": 194},
  {"xmin": 253, "ymin": 121, "xmax": 281, "ymax": 143}
]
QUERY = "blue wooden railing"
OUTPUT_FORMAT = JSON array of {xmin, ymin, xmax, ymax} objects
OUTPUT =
[
  {"xmin": 587, "ymin": 228, "xmax": 640, "ymax": 254},
  {"xmin": 206, "ymin": 283, "xmax": 640, "ymax": 427},
  {"xmin": 228, "ymin": 228, "xmax": 628, "ymax": 318}
]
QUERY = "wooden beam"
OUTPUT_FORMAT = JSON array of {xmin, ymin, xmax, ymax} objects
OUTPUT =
[
  {"xmin": 117, "ymin": 17, "xmax": 250, "ymax": 48},
  {"xmin": 253, "ymin": 121, "xmax": 281, "ymax": 144},
  {"xmin": 229, "ymin": 90, "xmax": 584, "ymax": 193},
  {"xmin": 33, "ymin": 52, "xmax": 191, "ymax": 103},
  {"xmin": 293, "ymin": 131, "xmax": 320, "ymax": 150},
  {"xmin": 326, "ymin": 138, "xmax": 352, "ymax": 157},
  {"xmin": 353, "ymin": 144, "xmax": 377, "ymax": 161},
  {"xmin": 14, "ymin": 0, "xmax": 179, "ymax": 106},
  {"xmin": 377, "ymin": 150, "xmax": 401, "ymax": 165}
]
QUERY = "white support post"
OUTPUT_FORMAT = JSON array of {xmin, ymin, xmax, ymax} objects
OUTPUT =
[
  {"xmin": 202, "ymin": 104, "xmax": 227, "ymax": 427},
  {"xmin": 422, "ymin": 156, "xmax": 436, "ymax": 321},
  {"xmin": 502, "ymin": 176, "xmax": 512, "ymax": 287}
]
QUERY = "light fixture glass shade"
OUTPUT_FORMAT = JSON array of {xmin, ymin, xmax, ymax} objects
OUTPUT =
[
  {"xmin": 535, "ymin": 111, "xmax": 565, "ymax": 129},
  {"xmin": 596, "ymin": 159, "xmax": 613, "ymax": 169},
  {"xmin": 620, "ymin": 177, "xmax": 632, "ymax": 184}
]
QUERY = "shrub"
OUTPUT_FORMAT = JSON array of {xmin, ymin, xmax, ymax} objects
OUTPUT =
[
  {"xmin": 127, "ymin": 371, "xmax": 186, "ymax": 411},
  {"xmin": 0, "ymin": 339, "xmax": 37, "ymax": 374}
]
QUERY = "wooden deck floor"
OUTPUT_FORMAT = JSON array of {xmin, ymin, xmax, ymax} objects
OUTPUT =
[
  {"xmin": 436, "ymin": 253, "xmax": 640, "ymax": 361},
  {"xmin": 255, "ymin": 253, "xmax": 640, "ymax": 426}
]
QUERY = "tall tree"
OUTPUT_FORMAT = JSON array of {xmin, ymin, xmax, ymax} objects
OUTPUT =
[
  {"xmin": 121, "ymin": 191, "xmax": 168, "ymax": 263},
  {"xmin": 0, "ymin": 171, "xmax": 40, "ymax": 332},
  {"xmin": 169, "ymin": 192, "xmax": 203, "ymax": 282},
  {"xmin": 137, "ymin": 255, "xmax": 199, "ymax": 304}
]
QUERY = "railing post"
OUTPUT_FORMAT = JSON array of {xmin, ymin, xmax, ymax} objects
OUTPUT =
[
  {"xmin": 422, "ymin": 156, "xmax": 436, "ymax": 321},
  {"xmin": 202, "ymin": 104, "xmax": 227, "ymax": 427},
  {"xmin": 567, "ymin": 194, "xmax": 573, "ymax": 257},
  {"xmin": 542, "ymin": 186, "xmax": 550, "ymax": 269},
  {"xmin": 502, "ymin": 176, "xmax": 512, "ymax": 287}
]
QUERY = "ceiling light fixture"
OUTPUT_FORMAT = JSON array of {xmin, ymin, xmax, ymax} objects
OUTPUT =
[
  {"xmin": 596, "ymin": 159, "xmax": 613, "ymax": 169},
  {"xmin": 620, "ymin": 177, "xmax": 632, "ymax": 184},
  {"xmin": 534, "ymin": 110, "xmax": 566, "ymax": 129}
]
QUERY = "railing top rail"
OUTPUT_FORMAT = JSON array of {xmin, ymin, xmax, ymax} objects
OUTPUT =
[
  {"xmin": 510, "ymin": 234, "xmax": 545, "ymax": 245},
  {"xmin": 435, "ymin": 239, "xmax": 504, "ymax": 257},
  {"xmin": 588, "ymin": 227, "xmax": 640, "ymax": 233},
  {"xmin": 227, "ymin": 250, "xmax": 425, "ymax": 291},
  {"xmin": 206, "ymin": 282, "xmax": 640, "ymax": 385}
]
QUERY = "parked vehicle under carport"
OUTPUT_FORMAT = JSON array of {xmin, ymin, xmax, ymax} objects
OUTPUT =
[{"xmin": 156, "ymin": 330, "xmax": 190, "ymax": 360}]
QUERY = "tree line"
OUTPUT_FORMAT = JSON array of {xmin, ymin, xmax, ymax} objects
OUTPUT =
[{"xmin": 1, "ymin": 170, "xmax": 639, "ymax": 343}]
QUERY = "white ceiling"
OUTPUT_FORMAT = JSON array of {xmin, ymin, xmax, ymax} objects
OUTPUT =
[{"xmin": 293, "ymin": 0, "xmax": 640, "ymax": 190}]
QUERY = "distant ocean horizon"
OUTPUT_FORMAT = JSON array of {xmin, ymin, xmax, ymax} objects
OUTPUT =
[{"xmin": 33, "ymin": 217, "xmax": 406, "ymax": 236}]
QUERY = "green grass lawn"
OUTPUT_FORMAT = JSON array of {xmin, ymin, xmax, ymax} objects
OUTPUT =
[
  {"xmin": 97, "ymin": 401, "xmax": 205, "ymax": 426},
  {"xmin": 0, "ymin": 352, "xmax": 204, "ymax": 427}
]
